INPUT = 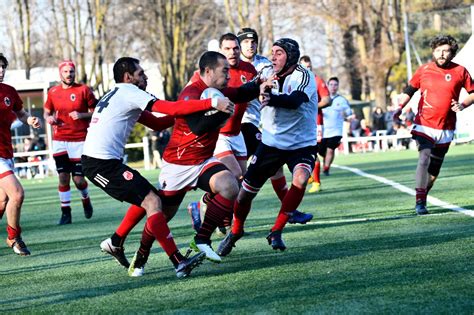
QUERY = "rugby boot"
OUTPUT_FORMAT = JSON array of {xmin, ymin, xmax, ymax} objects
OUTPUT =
[
  {"xmin": 266, "ymin": 230, "xmax": 286, "ymax": 251},
  {"xmin": 175, "ymin": 250, "xmax": 206, "ymax": 278},
  {"xmin": 82, "ymin": 197, "xmax": 93, "ymax": 219},
  {"xmin": 190, "ymin": 238, "xmax": 221, "ymax": 263},
  {"xmin": 100, "ymin": 238, "xmax": 130, "ymax": 268},
  {"xmin": 288, "ymin": 210, "xmax": 313, "ymax": 224},
  {"xmin": 217, "ymin": 231, "xmax": 243, "ymax": 257},
  {"xmin": 128, "ymin": 250, "xmax": 149, "ymax": 277},
  {"xmin": 58, "ymin": 207, "xmax": 72, "ymax": 225},
  {"xmin": 6, "ymin": 237, "xmax": 31, "ymax": 256},
  {"xmin": 415, "ymin": 200, "xmax": 429, "ymax": 215}
]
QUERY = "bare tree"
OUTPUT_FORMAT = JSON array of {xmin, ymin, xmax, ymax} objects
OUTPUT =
[
  {"xmin": 133, "ymin": 1, "xmax": 226, "ymax": 100},
  {"xmin": 16, "ymin": 0, "xmax": 33, "ymax": 79}
]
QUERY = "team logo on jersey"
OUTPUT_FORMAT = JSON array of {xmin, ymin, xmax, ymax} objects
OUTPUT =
[
  {"xmin": 241, "ymin": 75, "xmax": 247, "ymax": 83},
  {"xmin": 184, "ymin": 96, "xmax": 190, "ymax": 101},
  {"xmin": 122, "ymin": 171, "xmax": 133, "ymax": 181},
  {"xmin": 4, "ymin": 97, "xmax": 11, "ymax": 107},
  {"xmin": 445, "ymin": 74, "xmax": 451, "ymax": 82},
  {"xmin": 70, "ymin": 94, "xmax": 76, "ymax": 102}
]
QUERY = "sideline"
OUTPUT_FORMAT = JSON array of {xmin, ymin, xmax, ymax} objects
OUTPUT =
[{"xmin": 333, "ymin": 164, "xmax": 474, "ymax": 218}]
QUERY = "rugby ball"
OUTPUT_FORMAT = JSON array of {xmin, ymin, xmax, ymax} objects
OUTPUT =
[{"xmin": 200, "ymin": 87, "xmax": 225, "ymax": 116}]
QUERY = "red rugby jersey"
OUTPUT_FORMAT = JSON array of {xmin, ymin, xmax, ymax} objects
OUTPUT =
[
  {"xmin": 315, "ymin": 75, "xmax": 329, "ymax": 125},
  {"xmin": 163, "ymin": 79, "xmax": 222, "ymax": 165},
  {"xmin": 0, "ymin": 83, "xmax": 23, "ymax": 159},
  {"xmin": 219, "ymin": 60, "xmax": 256, "ymax": 135},
  {"xmin": 410, "ymin": 61, "xmax": 474, "ymax": 130},
  {"xmin": 44, "ymin": 83, "xmax": 97, "ymax": 141}
]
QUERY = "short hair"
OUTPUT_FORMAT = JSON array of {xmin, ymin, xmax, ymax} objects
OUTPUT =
[
  {"xmin": 199, "ymin": 51, "xmax": 227, "ymax": 76},
  {"xmin": 299, "ymin": 55, "xmax": 311, "ymax": 63},
  {"xmin": 0, "ymin": 53, "xmax": 8, "ymax": 68},
  {"xmin": 430, "ymin": 34, "xmax": 459, "ymax": 56},
  {"xmin": 219, "ymin": 33, "xmax": 239, "ymax": 48},
  {"xmin": 113, "ymin": 57, "xmax": 140, "ymax": 83},
  {"xmin": 328, "ymin": 77, "xmax": 339, "ymax": 84}
]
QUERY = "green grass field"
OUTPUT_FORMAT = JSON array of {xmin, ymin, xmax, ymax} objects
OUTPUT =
[{"xmin": 1, "ymin": 144, "xmax": 473, "ymax": 314}]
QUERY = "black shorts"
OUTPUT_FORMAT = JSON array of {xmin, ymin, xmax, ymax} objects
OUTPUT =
[
  {"xmin": 81, "ymin": 155, "xmax": 157, "ymax": 206},
  {"xmin": 54, "ymin": 154, "xmax": 84, "ymax": 176},
  {"xmin": 318, "ymin": 136, "xmax": 342, "ymax": 157},
  {"xmin": 241, "ymin": 123, "xmax": 262, "ymax": 157},
  {"xmin": 244, "ymin": 143, "xmax": 317, "ymax": 189}
]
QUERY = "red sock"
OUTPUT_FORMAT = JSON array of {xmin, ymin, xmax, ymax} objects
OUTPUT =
[
  {"xmin": 313, "ymin": 161, "xmax": 321, "ymax": 184},
  {"xmin": 271, "ymin": 176, "xmax": 288, "ymax": 202},
  {"xmin": 197, "ymin": 194, "xmax": 233, "ymax": 241},
  {"xmin": 232, "ymin": 198, "xmax": 252, "ymax": 235},
  {"xmin": 146, "ymin": 212, "xmax": 178, "ymax": 257},
  {"xmin": 415, "ymin": 188, "xmax": 427, "ymax": 203},
  {"xmin": 7, "ymin": 225, "xmax": 21, "ymax": 239},
  {"xmin": 116, "ymin": 205, "xmax": 146, "ymax": 240},
  {"xmin": 323, "ymin": 165, "xmax": 330, "ymax": 172},
  {"xmin": 272, "ymin": 184, "xmax": 306, "ymax": 231}
]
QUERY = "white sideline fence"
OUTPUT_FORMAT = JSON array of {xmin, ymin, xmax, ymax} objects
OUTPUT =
[
  {"xmin": 13, "ymin": 137, "xmax": 151, "ymax": 179},
  {"xmin": 12, "ymin": 133, "xmax": 472, "ymax": 179}
]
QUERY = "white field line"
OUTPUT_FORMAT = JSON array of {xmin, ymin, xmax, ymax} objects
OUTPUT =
[{"xmin": 332, "ymin": 164, "xmax": 474, "ymax": 218}]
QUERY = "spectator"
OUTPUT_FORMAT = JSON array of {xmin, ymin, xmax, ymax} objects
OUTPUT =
[
  {"xmin": 349, "ymin": 116, "xmax": 361, "ymax": 137},
  {"xmin": 371, "ymin": 106, "xmax": 386, "ymax": 134}
]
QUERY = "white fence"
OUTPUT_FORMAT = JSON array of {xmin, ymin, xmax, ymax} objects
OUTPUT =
[{"xmin": 13, "ymin": 137, "xmax": 151, "ymax": 179}]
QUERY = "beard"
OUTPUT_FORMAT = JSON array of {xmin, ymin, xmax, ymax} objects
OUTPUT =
[{"xmin": 433, "ymin": 56, "xmax": 452, "ymax": 68}]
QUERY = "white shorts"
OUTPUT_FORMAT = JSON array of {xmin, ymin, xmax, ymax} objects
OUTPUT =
[
  {"xmin": 159, "ymin": 157, "xmax": 223, "ymax": 195},
  {"xmin": 0, "ymin": 158, "xmax": 14, "ymax": 179},
  {"xmin": 214, "ymin": 133, "xmax": 247, "ymax": 160},
  {"xmin": 411, "ymin": 124, "xmax": 454, "ymax": 146},
  {"xmin": 317, "ymin": 124, "xmax": 324, "ymax": 143},
  {"xmin": 52, "ymin": 141, "xmax": 85, "ymax": 161}
]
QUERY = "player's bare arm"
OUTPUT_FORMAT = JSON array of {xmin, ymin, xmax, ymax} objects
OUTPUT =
[
  {"xmin": 451, "ymin": 93, "xmax": 474, "ymax": 112},
  {"xmin": 69, "ymin": 110, "xmax": 93, "ymax": 120},
  {"xmin": 16, "ymin": 109, "xmax": 41, "ymax": 128},
  {"xmin": 44, "ymin": 108, "xmax": 59, "ymax": 125}
]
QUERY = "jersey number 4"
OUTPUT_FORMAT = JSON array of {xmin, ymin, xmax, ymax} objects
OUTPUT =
[{"xmin": 96, "ymin": 87, "xmax": 119, "ymax": 113}]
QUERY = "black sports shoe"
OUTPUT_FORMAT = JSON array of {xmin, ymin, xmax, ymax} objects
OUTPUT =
[
  {"xmin": 58, "ymin": 208, "xmax": 72, "ymax": 225},
  {"xmin": 217, "ymin": 231, "xmax": 243, "ymax": 257},
  {"xmin": 266, "ymin": 230, "xmax": 286, "ymax": 251},
  {"xmin": 415, "ymin": 200, "xmax": 429, "ymax": 215},
  {"xmin": 288, "ymin": 210, "xmax": 313, "ymax": 224},
  {"xmin": 175, "ymin": 251, "xmax": 206, "ymax": 278},
  {"xmin": 82, "ymin": 197, "xmax": 93, "ymax": 219},
  {"xmin": 100, "ymin": 238, "xmax": 130, "ymax": 268}
]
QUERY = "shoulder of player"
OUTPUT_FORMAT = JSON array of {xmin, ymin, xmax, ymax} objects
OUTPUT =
[
  {"xmin": 0, "ymin": 82, "xmax": 18, "ymax": 94},
  {"xmin": 178, "ymin": 84, "xmax": 201, "ymax": 101},
  {"xmin": 238, "ymin": 60, "xmax": 257, "ymax": 74}
]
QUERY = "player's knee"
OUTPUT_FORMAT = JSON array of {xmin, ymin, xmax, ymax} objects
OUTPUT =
[
  {"xmin": 221, "ymin": 177, "xmax": 239, "ymax": 200},
  {"xmin": 141, "ymin": 191, "xmax": 162, "ymax": 213},
  {"xmin": 292, "ymin": 167, "xmax": 310, "ymax": 188},
  {"xmin": 10, "ymin": 188, "xmax": 25, "ymax": 206}
]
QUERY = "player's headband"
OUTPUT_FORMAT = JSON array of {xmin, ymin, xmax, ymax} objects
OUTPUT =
[{"xmin": 59, "ymin": 60, "xmax": 75, "ymax": 72}]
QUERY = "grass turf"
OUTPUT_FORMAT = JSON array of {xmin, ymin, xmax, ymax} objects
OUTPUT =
[{"xmin": 0, "ymin": 143, "xmax": 473, "ymax": 314}]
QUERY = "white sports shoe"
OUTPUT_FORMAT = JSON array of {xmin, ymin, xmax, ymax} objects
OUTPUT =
[
  {"xmin": 128, "ymin": 251, "xmax": 148, "ymax": 277},
  {"xmin": 190, "ymin": 239, "xmax": 221, "ymax": 263}
]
